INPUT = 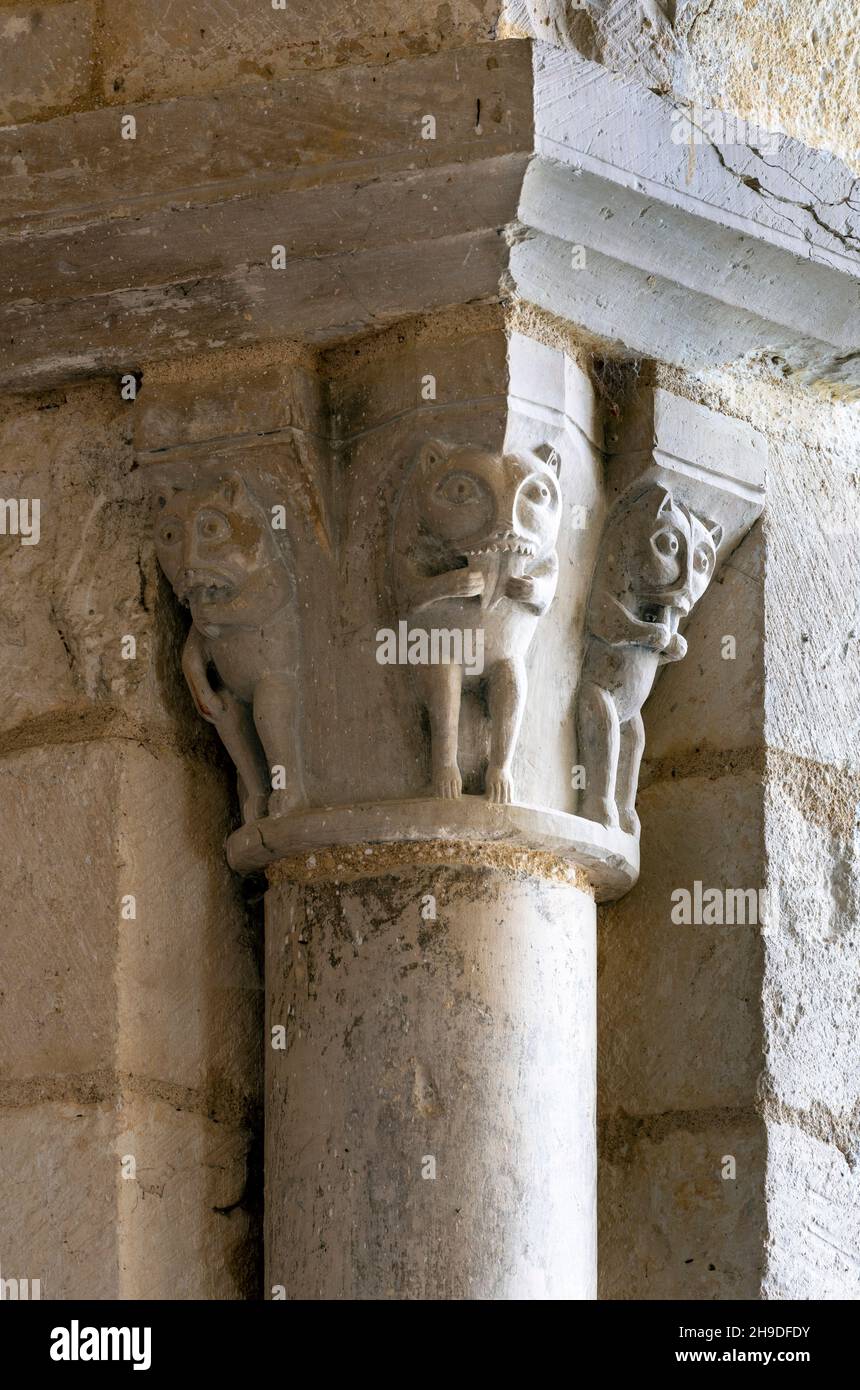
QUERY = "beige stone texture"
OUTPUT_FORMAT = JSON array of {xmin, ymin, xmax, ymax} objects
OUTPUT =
[
  {"xmin": 599, "ymin": 1117, "xmax": 766, "ymax": 1300},
  {"xmin": 0, "ymin": 737, "xmax": 259, "ymax": 1296},
  {"xmin": 0, "ymin": 737, "xmax": 258, "ymax": 1093},
  {"xmin": 117, "ymin": 1095, "xmax": 254, "ymax": 1300},
  {"xmin": 0, "ymin": 41, "xmax": 532, "ymax": 390},
  {"xmin": 680, "ymin": 0, "xmax": 860, "ymax": 172},
  {"xmin": 641, "ymin": 525, "xmax": 765, "ymax": 766},
  {"xmin": 0, "ymin": 380, "xmax": 192, "ymax": 739},
  {"xmin": 115, "ymin": 745, "xmax": 260, "ymax": 1101},
  {"xmin": 0, "ymin": 2, "xmax": 94, "ymax": 124},
  {"xmin": 0, "ymin": 1101, "xmax": 119, "ymax": 1299},
  {"xmin": 599, "ymin": 355, "xmax": 860, "ymax": 1300},
  {"xmin": 763, "ymin": 436, "xmax": 860, "ymax": 774},
  {"xmin": 763, "ymin": 1121, "xmax": 860, "ymax": 1300},
  {"xmin": 100, "ymin": 0, "xmax": 501, "ymax": 104},
  {"xmin": 599, "ymin": 774, "xmax": 765, "ymax": 1118},
  {"xmin": 0, "ymin": 1094, "xmax": 254, "ymax": 1299},
  {"xmin": 1, "ymin": 742, "xmax": 121, "ymax": 1079},
  {"xmin": 0, "ymin": 369, "xmax": 260, "ymax": 1296}
]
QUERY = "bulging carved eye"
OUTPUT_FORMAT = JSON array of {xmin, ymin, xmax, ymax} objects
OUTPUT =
[
  {"xmin": 198, "ymin": 509, "xmax": 231, "ymax": 541},
  {"xmin": 159, "ymin": 521, "xmax": 181, "ymax": 545},
  {"xmin": 438, "ymin": 472, "xmax": 481, "ymax": 505},
  {"xmin": 524, "ymin": 479, "xmax": 552, "ymax": 505},
  {"xmin": 653, "ymin": 529, "xmax": 680, "ymax": 557}
]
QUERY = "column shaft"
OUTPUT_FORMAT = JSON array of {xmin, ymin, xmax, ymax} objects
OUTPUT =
[{"xmin": 265, "ymin": 845, "xmax": 596, "ymax": 1300}]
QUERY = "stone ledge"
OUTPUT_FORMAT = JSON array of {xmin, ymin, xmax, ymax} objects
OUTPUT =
[{"xmin": 226, "ymin": 795, "xmax": 639, "ymax": 899}]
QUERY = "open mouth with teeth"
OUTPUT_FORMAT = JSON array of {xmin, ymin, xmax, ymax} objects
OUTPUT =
[{"xmin": 463, "ymin": 533, "xmax": 537, "ymax": 558}]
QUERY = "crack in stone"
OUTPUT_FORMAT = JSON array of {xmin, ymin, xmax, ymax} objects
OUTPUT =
[{"xmin": 681, "ymin": 108, "xmax": 860, "ymax": 258}]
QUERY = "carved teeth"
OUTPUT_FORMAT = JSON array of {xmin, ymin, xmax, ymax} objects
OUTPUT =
[{"xmin": 467, "ymin": 539, "xmax": 536, "ymax": 557}]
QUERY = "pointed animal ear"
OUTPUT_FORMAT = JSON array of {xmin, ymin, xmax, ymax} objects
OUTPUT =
[
  {"xmin": 533, "ymin": 442, "xmax": 561, "ymax": 477},
  {"xmin": 706, "ymin": 519, "xmax": 724, "ymax": 549},
  {"xmin": 418, "ymin": 439, "xmax": 449, "ymax": 475},
  {"xmin": 656, "ymin": 486, "xmax": 674, "ymax": 515}
]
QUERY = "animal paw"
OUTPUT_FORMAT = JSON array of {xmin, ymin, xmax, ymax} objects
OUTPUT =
[
  {"xmin": 662, "ymin": 632, "xmax": 687, "ymax": 662},
  {"xmin": 618, "ymin": 807, "xmax": 641, "ymax": 838},
  {"xmin": 485, "ymin": 765, "xmax": 514, "ymax": 804},
  {"xmin": 505, "ymin": 575, "xmax": 536, "ymax": 602},
  {"xmin": 581, "ymin": 795, "xmax": 619, "ymax": 829},
  {"xmin": 432, "ymin": 765, "xmax": 462, "ymax": 799}
]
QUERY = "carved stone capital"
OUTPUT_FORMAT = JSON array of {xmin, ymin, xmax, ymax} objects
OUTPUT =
[{"xmin": 141, "ymin": 325, "xmax": 764, "ymax": 899}]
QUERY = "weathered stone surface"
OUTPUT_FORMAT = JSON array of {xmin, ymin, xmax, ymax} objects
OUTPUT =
[
  {"xmin": 326, "ymin": 308, "xmax": 508, "ymax": 438},
  {"xmin": 0, "ymin": 2, "xmax": 94, "ymax": 125},
  {"xmin": 0, "ymin": 740, "xmax": 257, "ymax": 1097},
  {"xmin": 678, "ymin": 0, "xmax": 860, "ymax": 174},
  {"xmin": 508, "ymin": 1, "xmax": 860, "ymax": 174},
  {"xmin": 0, "ymin": 1094, "xmax": 254, "ymax": 1299},
  {"xmin": 599, "ymin": 1117, "xmax": 766, "ymax": 1300},
  {"xmin": 1, "ymin": 226, "xmax": 515, "ymax": 392},
  {"xmin": 763, "ymin": 432, "xmax": 860, "ymax": 773},
  {"xmin": 117, "ymin": 1095, "xmax": 254, "ymax": 1300},
  {"xmin": 0, "ymin": 42, "xmax": 531, "ymax": 389},
  {"xmin": 2, "ymin": 45, "xmax": 529, "ymax": 230},
  {"xmin": 115, "ymin": 746, "xmax": 260, "ymax": 1099},
  {"xmin": 100, "ymin": 0, "xmax": 500, "ymax": 103},
  {"xmin": 529, "ymin": 44, "xmax": 860, "ymax": 278},
  {"xmin": 228, "ymin": 797, "xmax": 638, "ymax": 899},
  {"xmin": 267, "ymin": 861, "xmax": 596, "ymax": 1298},
  {"xmin": 764, "ymin": 1121, "xmax": 860, "ymax": 1300},
  {"xmin": 0, "ymin": 380, "xmax": 190, "ymax": 735},
  {"xmin": 514, "ymin": 159, "xmax": 860, "ymax": 389},
  {"xmin": 0, "ymin": 1101, "xmax": 119, "ymax": 1299},
  {"xmin": 135, "ymin": 351, "xmax": 325, "ymax": 454},
  {"xmin": 0, "ymin": 743, "xmax": 120, "ymax": 1079},
  {"xmin": 2, "ymin": 159, "xmax": 525, "ymax": 310},
  {"xmin": 599, "ymin": 774, "xmax": 765, "ymax": 1116}
]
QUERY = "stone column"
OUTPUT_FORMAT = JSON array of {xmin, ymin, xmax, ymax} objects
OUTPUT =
[{"xmin": 264, "ymin": 840, "xmax": 598, "ymax": 1300}]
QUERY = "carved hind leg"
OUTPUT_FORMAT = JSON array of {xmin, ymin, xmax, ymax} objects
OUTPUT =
[
  {"xmin": 420, "ymin": 662, "xmax": 463, "ymax": 798},
  {"xmin": 577, "ymin": 680, "xmax": 621, "ymax": 828},
  {"xmin": 253, "ymin": 672, "xmax": 305, "ymax": 816},
  {"xmin": 616, "ymin": 712, "xmax": 645, "ymax": 838},
  {"xmin": 486, "ymin": 656, "xmax": 527, "ymax": 804},
  {"xmin": 212, "ymin": 691, "xmax": 269, "ymax": 823}
]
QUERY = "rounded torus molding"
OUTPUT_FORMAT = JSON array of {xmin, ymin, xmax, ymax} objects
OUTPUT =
[
  {"xmin": 227, "ymin": 795, "xmax": 639, "ymax": 901},
  {"xmin": 264, "ymin": 836, "xmax": 598, "ymax": 1300}
]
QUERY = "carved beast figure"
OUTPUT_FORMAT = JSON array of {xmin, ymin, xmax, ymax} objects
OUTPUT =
[
  {"xmin": 393, "ymin": 439, "xmax": 561, "ymax": 803},
  {"xmin": 577, "ymin": 483, "xmax": 721, "ymax": 836},
  {"xmin": 153, "ymin": 474, "xmax": 304, "ymax": 823}
]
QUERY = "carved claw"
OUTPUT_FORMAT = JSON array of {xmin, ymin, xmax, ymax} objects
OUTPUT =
[
  {"xmin": 485, "ymin": 765, "xmax": 514, "ymax": 804},
  {"xmin": 618, "ymin": 807, "xmax": 641, "ymax": 838},
  {"xmin": 433, "ymin": 766, "xmax": 462, "ymax": 799}
]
